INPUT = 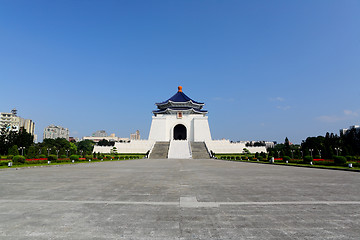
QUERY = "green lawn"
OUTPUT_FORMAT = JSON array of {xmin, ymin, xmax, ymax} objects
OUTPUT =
[{"xmin": 221, "ymin": 158, "xmax": 360, "ymax": 171}]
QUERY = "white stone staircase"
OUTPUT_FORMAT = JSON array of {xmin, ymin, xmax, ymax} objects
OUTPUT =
[{"xmin": 167, "ymin": 140, "xmax": 192, "ymax": 159}]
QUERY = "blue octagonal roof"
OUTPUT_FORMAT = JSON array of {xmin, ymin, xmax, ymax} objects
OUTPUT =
[{"xmin": 157, "ymin": 86, "xmax": 203, "ymax": 105}]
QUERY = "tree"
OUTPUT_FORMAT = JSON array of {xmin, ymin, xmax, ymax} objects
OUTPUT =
[
  {"xmin": 27, "ymin": 146, "xmax": 36, "ymax": 159},
  {"xmin": 98, "ymin": 139, "xmax": 114, "ymax": 146},
  {"xmin": 77, "ymin": 140, "xmax": 95, "ymax": 155},
  {"xmin": 110, "ymin": 147, "xmax": 117, "ymax": 154},
  {"xmin": 8, "ymin": 145, "xmax": 19, "ymax": 156},
  {"xmin": 284, "ymin": 137, "xmax": 290, "ymax": 148}
]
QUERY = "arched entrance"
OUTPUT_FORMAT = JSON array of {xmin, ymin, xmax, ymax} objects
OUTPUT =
[{"xmin": 173, "ymin": 124, "xmax": 187, "ymax": 140}]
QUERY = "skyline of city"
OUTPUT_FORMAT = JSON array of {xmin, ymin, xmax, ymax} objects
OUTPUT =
[{"xmin": 1, "ymin": 1, "xmax": 359, "ymax": 144}]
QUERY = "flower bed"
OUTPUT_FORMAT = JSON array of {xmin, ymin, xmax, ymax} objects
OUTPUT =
[{"xmin": 313, "ymin": 159, "xmax": 334, "ymax": 162}]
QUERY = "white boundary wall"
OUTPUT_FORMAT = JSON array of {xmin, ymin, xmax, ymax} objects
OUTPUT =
[
  {"xmin": 205, "ymin": 140, "xmax": 267, "ymax": 154},
  {"xmin": 93, "ymin": 140, "xmax": 155, "ymax": 154}
]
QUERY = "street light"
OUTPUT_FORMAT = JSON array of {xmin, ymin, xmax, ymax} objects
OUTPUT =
[
  {"xmin": 80, "ymin": 150, "xmax": 83, "ymax": 156},
  {"xmin": 65, "ymin": 149, "xmax": 70, "ymax": 157},
  {"xmin": 300, "ymin": 150, "xmax": 303, "ymax": 158},
  {"xmin": 18, "ymin": 147, "xmax": 25, "ymax": 156},
  {"xmin": 277, "ymin": 151, "xmax": 281, "ymax": 158},
  {"xmin": 335, "ymin": 147, "xmax": 342, "ymax": 156},
  {"xmin": 291, "ymin": 150, "xmax": 295, "ymax": 159},
  {"xmin": 309, "ymin": 149, "xmax": 314, "ymax": 158},
  {"xmin": 56, "ymin": 150, "xmax": 59, "ymax": 158},
  {"xmin": 318, "ymin": 150, "xmax": 322, "ymax": 159},
  {"xmin": 47, "ymin": 148, "xmax": 51, "ymax": 156}
]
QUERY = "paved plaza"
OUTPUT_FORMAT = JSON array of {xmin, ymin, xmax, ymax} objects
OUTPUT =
[{"xmin": 0, "ymin": 159, "xmax": 359, "ymax": 239}]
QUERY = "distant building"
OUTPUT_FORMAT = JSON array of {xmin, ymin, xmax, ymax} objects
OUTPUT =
[
  {"xmin": 83, "ymin": 132, "xmax": 130, "ymax": 143},
  {"xmin": 130, "ymin": 130, "xmax": 140, "ymax": 140},
  {"xmin": 69, "ymin": 137, "xmax": 80, "ymax": 142},
  {"xmin": 0, "ymin": 108, "xmax": 35, "ymax": 135},
  {"xmin": 92, "ymin": 130, "xmax": 107, "ymax": 137},
  {"xmin": 43, "ymin": 125, "xmax": 69, "ymax": 140},
  {"xmin": 340, "ymin": 125, "xmax": 360, "ymax": 135}
]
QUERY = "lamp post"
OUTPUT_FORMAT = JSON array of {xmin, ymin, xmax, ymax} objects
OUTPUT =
[
  {"xmin": 300, "ymin": 150, "xmax": 303, "ymax": 158},
  {"xmin": 318, "ymin": 150, "xmax": 321, "ymax": 159},
  {"xmin": 335, "ymin": 147, "xmax": 342, "ymax": 156},
  {"xmin": 18, "ymin": 147, "xmax": 25, "ymax": 156},
  {"xmin": 47, "ymin": 148, "xmax": 51, "ymax": 156},
  {"xmin": 309, "ymin": 149, "xmax": 314, "ymax": 158},
  {"xmin": 291, "ymin": 150, "xmax": 295, "ymax": 159},
  {"xmin": 38, "ymin": 149, "xmax": 41, "ymax": 155},
  {"xmin": 80, "ymin": 150, "xmax": 83, "ymax": 157},
  {"xmin": 56, "ymin": 150, "xmax": 59, "ymax": 158},
  {"xmin": 277, "ymin": 151, "xmax": 280, "ymax": 158},
  {"xmin": 66, "ymin": 150, "xmax": 70, "ymax": 157}
]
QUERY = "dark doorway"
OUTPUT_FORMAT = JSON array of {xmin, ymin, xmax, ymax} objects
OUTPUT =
[{"xmin": 173, "ymin": 124, "xmax": 187, "ymax": 140}]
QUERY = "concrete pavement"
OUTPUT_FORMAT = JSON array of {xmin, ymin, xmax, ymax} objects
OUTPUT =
[{"xmin": 0, "ymin": 159, "xmax": 359, "ymax": 239}]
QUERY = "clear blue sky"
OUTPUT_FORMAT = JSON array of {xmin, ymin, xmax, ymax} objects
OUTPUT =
[{"xmin": 1, "ymin": 0, "xmax": 359, "ymax": 144}]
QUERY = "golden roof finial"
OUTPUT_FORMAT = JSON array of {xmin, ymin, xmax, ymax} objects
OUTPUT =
[{"xmin": 178, "ymin": 86, "xmax": 182, "ymax": 92}]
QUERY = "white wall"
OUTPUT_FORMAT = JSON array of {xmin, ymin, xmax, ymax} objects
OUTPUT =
[
  {"xmin": 148, "ymin": 114, "xmax": 212, "ymax": 142},
  {"xmin": 148, "ymin": 116, "xmax": 167, "ymax": 141},
  {"xmin": 205, "ymin": 140, "xmax": 267, "ymax": 154},
  {"xmin": 193, "ymin": 117, "xmax": 212, "ymax": 141},
  {"xmin": 93, "ymin": 140, "xmax": 155, "ymax": 154}
]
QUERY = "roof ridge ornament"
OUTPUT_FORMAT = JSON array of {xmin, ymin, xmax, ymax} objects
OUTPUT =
[{"xmin": 178, "ymin": 86, "xmax": 182, "ymax": 92}]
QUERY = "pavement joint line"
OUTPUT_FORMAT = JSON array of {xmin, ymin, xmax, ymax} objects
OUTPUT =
[{"xmin": 1, "ymin": 199, "xmax": 360, "ymax": 207}]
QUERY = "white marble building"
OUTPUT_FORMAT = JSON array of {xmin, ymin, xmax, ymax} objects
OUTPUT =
[{"xmin": 93, "ymin": 86, "xmax": 267, "ymax": 157}]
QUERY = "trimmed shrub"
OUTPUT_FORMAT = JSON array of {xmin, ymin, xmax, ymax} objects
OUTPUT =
[
  {"xmin": 70, "ymin": 155, "xmax": 79, "ymax": 161},
  {"xmin": 258, "ymin": 156, "xmax": 264, "ymax": 161},
  {"xmin": 352, "ymin": 162, "xmax": 359, "ymax": 168},
  {"xmin": 345, "ymin": 155, "xmax": 353, "ymax": 161},
  {"xmin": 85, "ymin": 155, "xmax": 93, "ymax": 160},
  {"xmin": 26, "ymin": 160, "xmax": 48, "ymax": 164},
  {"xmin": 12, "ymin": 155, "xmax": 25, "ymax": 164},
  {"xmin": 60, "ymin": 155, "xmax": 67, "ymax": 159},
  {"xmin": 39, "ymin": 154, "xmax": 46, "ymax": 158},
  {"xmin": 56, "ymin": 159, "xmax": 71, "ymax": 163},
  {"xmin": 303, "ymin": 155, "xmax": 313, "ymax": 164},
  {"xmin": 0, "ymin": 161, "xmax": 11, "ymax": 166},
  {"xmin": 283, "ymin": 156, "xmax": 291, "ymax": 162},
  {"xmin": 334, "ymin": 156, "xmax": 347, "ymax": 166},
  {"xmin": 48, "ymin": 155, "xmax": 58, "ymax": 161},
  {"xmin": 7, "ymin": 155, "xmax": 14, "ymax": 160}
]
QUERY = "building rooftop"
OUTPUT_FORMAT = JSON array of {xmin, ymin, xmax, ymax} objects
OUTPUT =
[
  {"xmin": 154, "ymin": 86, "xmax": 207, "ymax": 115},
  {"xmin": 157, "ymin": 86, "xmax": 203, "ymax": 105}
]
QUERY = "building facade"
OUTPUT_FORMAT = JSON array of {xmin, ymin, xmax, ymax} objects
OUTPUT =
[
  {"xmin": 130, "ymin": 130, "xmax": 140, "ymax": 140},
  {"xmin": 0, "ymin": 108, "xmax": 35, "ymax": 135},
  {"xmin": 93, "ymin": 86, "xmax": 267, "ymax": 157},
  {"xmin": 92, "ymin": 130, "xmax": 107, "ymax": 137},
  {"xmin": 83, "ymin": 133, "xmax": 129, "ymax": 143},
  {"xmin": 340, "ymin": 125, "xmax": 360, "ymax": 135},
  {"xmin": 148, "ymin": 86, "xmax": 212, "ymax": 142},
  {"xmin": 43, "ymin": 125, "xmax": 69, "ymax": 140}
]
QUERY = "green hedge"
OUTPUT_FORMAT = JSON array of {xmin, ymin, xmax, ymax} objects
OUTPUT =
[
  {"xmin": 26, "ymin": 160, "xmax": 48, "ymax": 164},
  {"xmin": 283, "ymin": 156, "xmax": 291, "ymax": 162},
  {"xmin": 303, "ymin": 156, "xmax": 313, "ymax": 164},
  {"xmin": 13, "ymin": 155, "xmax": 25, "ymax": 164},
  {"xmin": 48, "ymin": 155, "xmax": 58, "ymax": 161},
  {"xmin": 70, "ymin": 155, "xmax": 80, "ymax": 161},
  {"xmin": 334, "ymin": 156, "xmax": 347, "ymax": 166},
  {"xmin": 0, "ymin": 161, "xmax": 11, "ymax": 166}
]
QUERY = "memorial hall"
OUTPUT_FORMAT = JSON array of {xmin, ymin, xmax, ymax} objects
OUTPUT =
[{"xmin": 93, "ymin": 86, "xmax": 266, "ymax": 158}]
